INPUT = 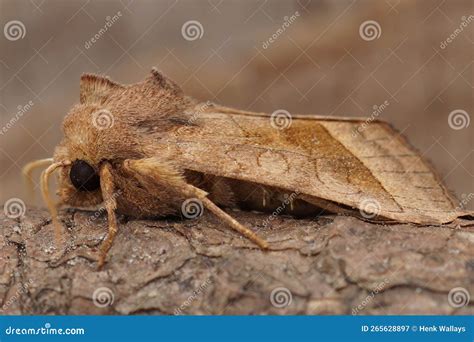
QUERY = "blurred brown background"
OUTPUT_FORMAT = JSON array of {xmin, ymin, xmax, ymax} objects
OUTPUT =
[{"xmin": 1, "ymin": 0, "xmax": 473, "ymax": 209}]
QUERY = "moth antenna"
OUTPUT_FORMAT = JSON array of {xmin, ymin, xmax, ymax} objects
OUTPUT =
[
  {"xmin": 97, "ymin": 162, "xmax": 118, "ymax": 269},
  {"xmin": 40, "ymin": 161, "xmax": 71, "ymax": 245},
  {"xmin": 22, "ymin": 158, "xmax": 54, "ymax": 202}
]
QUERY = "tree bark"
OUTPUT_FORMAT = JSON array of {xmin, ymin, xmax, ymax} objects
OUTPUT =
[{"xmin": 1, "ymin": 207, "xmax": 473, "ymax": 315}]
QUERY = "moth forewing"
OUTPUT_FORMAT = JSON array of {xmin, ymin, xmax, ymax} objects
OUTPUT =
[{"xmin": 162, "ymin": 108, "xmax": 465, "ymax": 225}]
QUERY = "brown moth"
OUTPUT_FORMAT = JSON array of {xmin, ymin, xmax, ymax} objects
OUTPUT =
[{"xmin": 23, "ymin": 68, "xmax": 469, "ymax": 268}]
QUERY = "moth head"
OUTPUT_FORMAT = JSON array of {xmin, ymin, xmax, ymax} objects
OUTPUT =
[
  {"xmin": 53, "ymin": 72, "xmax": 123, "ymax": 206},
  {"xmin": 52, "ymin": 143, "xmax": 104, "ymax": 208}
]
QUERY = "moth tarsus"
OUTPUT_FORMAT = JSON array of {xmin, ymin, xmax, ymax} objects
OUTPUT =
[
  {"xmin": 24, "ymin": 68, "xmax": 468, "ymax": 268},
  {"xmin": 97, "ymin": 162, "xmax": 118, "ymax": 269}
]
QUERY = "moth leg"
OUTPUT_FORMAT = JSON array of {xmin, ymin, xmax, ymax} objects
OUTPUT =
[
  {"xmin": 124, "ymin": 158, "xmax": 269, "ymax": 249},
  {"xmin": 97, "ymin": 162, "xmax": 118, "ymax": 269},
  {"xmin": 23, "ymin": 158, "xmax": 53, "ymax": 201},
  {"xmin": 40, "ymin": 160, "xmax": 71, "ymax": 245},
  {"xmin": 198, "ymin": 195, "xmax": 269, "ymax": 249}
]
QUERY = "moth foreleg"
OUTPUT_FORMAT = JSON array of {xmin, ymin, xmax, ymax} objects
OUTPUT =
[
  {"xmin": 123, "ymin": 158, "xmax": 269, "ymax": 249},
  {"xmin": 97, "ymin": 162, "xmax": 118, "ymax": 269}
]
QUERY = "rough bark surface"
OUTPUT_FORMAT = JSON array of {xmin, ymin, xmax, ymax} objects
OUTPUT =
[{"xmin": 1, "ymin": 207, "xmax": 473, "ymax": 315}]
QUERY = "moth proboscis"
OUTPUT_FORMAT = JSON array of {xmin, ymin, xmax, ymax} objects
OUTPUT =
[{"xmin": 23, "ymin": 68, "xmax": 470, "ymax": 269}]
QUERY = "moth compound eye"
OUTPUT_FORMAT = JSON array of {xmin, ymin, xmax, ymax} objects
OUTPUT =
[{"xmin": 69, "ymin": 160, "xmax": 100, "ymax": 192}]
